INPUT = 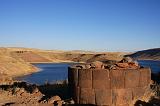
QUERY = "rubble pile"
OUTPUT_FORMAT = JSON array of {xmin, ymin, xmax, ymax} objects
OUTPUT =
[{"xmin": 72, "ymin": 57, "xmax": 140, "ymax": 70}]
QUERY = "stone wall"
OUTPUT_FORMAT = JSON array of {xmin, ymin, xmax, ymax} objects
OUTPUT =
[{"xmin": 68, "ymin": 67, "xmax": 151, "ymax": 106}]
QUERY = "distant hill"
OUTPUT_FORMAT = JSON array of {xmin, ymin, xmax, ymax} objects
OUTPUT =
[
  {"xmin": 126, "ymin": 48, "xmax": 160, "ymax": 60},
  {"xmin": 0, "ymin": 47, "xmax": 127, "ymax": 77}
]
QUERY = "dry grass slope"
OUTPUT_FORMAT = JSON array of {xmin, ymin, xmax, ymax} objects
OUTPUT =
[{"xmin": 0, "ymin": 47, "xmax": 127, "ymax": 77}]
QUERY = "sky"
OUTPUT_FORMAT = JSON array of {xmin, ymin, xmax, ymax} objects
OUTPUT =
[{"xmin": 0, "ymin": 0, "xmax": 160, "ymax": 52}]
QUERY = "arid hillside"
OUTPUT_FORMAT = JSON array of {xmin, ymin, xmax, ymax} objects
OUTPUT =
[
  {"xmin": 0, "ymin": 48, "xmax": 38, "ymax": 77},
  {"xmin": 126, "ymin": 48, "xmax": 160, "ymax": 60},
  {"xmin": 0, "ymin": 47, "xmax": 127, "ymax": 77}
]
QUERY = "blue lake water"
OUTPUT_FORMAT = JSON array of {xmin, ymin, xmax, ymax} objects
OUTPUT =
[
  {"xmin": 138, "ymin": 60, "xmax": 160, "ymax": 74},
  {"xmin": 16, "ymin": 60, "xmax": 160, "ymax": 85},
  {"xmin": 16, "ymin": 63, "xmax": 74, "ymax": 85}
]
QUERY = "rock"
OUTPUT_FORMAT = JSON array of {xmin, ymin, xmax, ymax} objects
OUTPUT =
[
  {"xmin": 85, "ymin": 64, "xmax": 91, "ymax": 69},
  {"xmin": 56, "ymin": 100, "xmax": 63, "ymax": 106},
  {"xmin": 120, "ymin": 57, "xmax": 133, "ymax": 63},
  {"xmin": 72, "ymin": 64, "xmax": 86, "ymax": 69},
  {"xmin": 102, "ymin": 60, "xmax": 118, "ymax": 65},
  {"xmin": 48, "ymin": 95, "xmax": 61, "ymax": 104},
  {"xmin": 32, "ymin": 91, "xmax": 43, "ymax": 98},
  {"xmin": 104, "ymin": 64, "xmax": 116, "ymax": 70},
  {"xmin": 69, "ymin": 99, "xmax": 75, "ymax": 104},
  {"xmin": 133, "ymin": 61, "xmax": 139, "ymax": 67},
  {"xmin": 32, "ymin": 87, "xmax": 39, "ymax": 94},
  {"xmin": 90, "ymin": 61, "xmax": 104, "ymax": 69},
  {"xmin": 14, "ymin": 88, "xmax": 25, "ymax": 96},
  {"xmin": 20, "ymin": 91, "xmax": 29, "ymax": 97},
  {"xmin": 116, "ymin": 63, "xmax": 129, "ymax": 68}
]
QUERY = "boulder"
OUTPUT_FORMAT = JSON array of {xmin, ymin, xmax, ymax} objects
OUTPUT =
[
  {"xmin": 104, "ymin": 64, "xmax": 117, "ymax": 70},
  {"xmin": 90, "ymin": 61, "xmax": 104, "ymax": 69},
  {"xmin": 32, "ymin": 87, "xmax": 39, "ymax": 94},
  {"xmin": 116, "ymin": 63, "xmax": 129, "ymax": 68},
  {"xmin": 85, "ymin": 64, "xmax": 91, "ymax": 69},
  {"xmin": 120, "ymin": 57, "xmax": 133, "ymax": 63},
  {"xmin": 48, "ymin": 95, "xmax": 61, "ymax": 104}
]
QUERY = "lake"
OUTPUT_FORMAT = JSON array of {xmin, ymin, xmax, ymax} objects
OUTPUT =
[
  {"xmin": 138, "ymin": 60, "xmax": 160, "ymax": 74},
  {"xmin": 16, "ymin": 60, "xmax": 160, "ymax": 85},
  {"xmin": 16, "ymin": 63, "xmax": 74, "ymax": 85}
]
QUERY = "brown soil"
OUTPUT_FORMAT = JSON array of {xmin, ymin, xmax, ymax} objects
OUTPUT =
[{"xmin": 0, "ymin": 47, "xmax": 127, "ymax": 77}]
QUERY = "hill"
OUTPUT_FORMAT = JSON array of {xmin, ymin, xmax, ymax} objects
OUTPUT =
[
  {"xmin": 126, "ymin": 48, "xmax": 160, "ymax": 60},
  {"xmin": 0, "ymin": 47, "xmax": 127, "ymax": 77}
]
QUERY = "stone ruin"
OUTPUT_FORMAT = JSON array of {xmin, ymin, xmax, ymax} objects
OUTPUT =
[{"xmin": 68, "ymin": 57, "xmax": 151, "ymax": 106}]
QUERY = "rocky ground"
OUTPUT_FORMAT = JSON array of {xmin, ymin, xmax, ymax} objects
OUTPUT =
[{"xmin": 0, "ymin": 80, "xmax": 75, "ymax": 106}]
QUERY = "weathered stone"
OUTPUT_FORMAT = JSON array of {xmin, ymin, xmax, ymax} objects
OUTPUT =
[
  {"xmin": 116, "ymin": 63, "xmax": 129, "ymax": 68},
  {"xmin": 15, "ymin": 88, "xmax": 25, "ymax": 96},
  {"xmin": 79, "ymin": 79, "xmax": 92, "ymax": 88},
  {"xmin": 125, "ymin": 70, "xmax": 140, "ymax": 88},
  {"xmin": 132, "ymin": 87, "xmax": 146, "ymax": 99},
  {"xmin": 57, "ymin": 100, "xmax": 63, "ymax": 106},
  {"xmin": 73, "ymin": 87, "xmax": 80, "ymax": 104},
  {"xmin": 69, "ymin": 68, "xmax": 78, "ymax": 86},
  {"xmin": 90, "ymin": 61, "xmax": 103, "ymax": 69},
  {"xmin": 85, "ymin": 64, "xmax": 91, "ymax": 69},
  {"xmin": 93, "ymin": 69, "xmax": 110, "ymax": 89},
  {"xmin": 78, "ymin": 69, "xmax": 92, "ymax": 88},
  {"xmin": 112, "ymin": 89, "xmax": 132, "ymax": 105},
  {"xmin": 120, "ymin": 57, "xmax": 133, "ymax": 63},
  {"xmin": 48, "ymin": 95, "xmax": 61, "ymax": 104},
  {"xmin": 79, "ymin": 69, "xmax": 92, "ymax": 80},
  {"xmin": 104, "ymin": 64, "xmax": 117, "ymax": 70},
  {"xmin": 68, "ymin": 66, "xmax": 151, "ymax": 106},
  {"xmin": 80, "ymin": 88, "xmax": 95, "ymax": 104},
  {"xmin": 95, "ymin": 89, "xmax": 112, "ymax": 105},
  {"xmin": 139, "ymin": 68, "xmax": 151, "ymax": 87},
  {"xmin": 32, "ymin": 87, "xmax": 39, "ymax": 94},
  {"xmin": 110, "ymin": 70, "xmax": 125, "ymax": 89},
  {"xmin": 32, "ymin": 91, "xmax": 43, "ymax": 98}
]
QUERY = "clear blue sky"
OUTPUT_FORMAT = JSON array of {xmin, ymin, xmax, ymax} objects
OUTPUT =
[{"xmin": 0, "ymin": 0, "xmax": 160, "ymax": 51}]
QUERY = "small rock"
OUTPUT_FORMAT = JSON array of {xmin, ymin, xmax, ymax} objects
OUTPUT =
[
  {"xmin": 120, "ymin": 57, "xmax": 133, "ymax": 63},
  {"xmin": 15, "ymin": 88, "xmax": 25, "ymax": 96},
  {"xmin": 85, "ymin": 64, "xmax": 91, "ymax": 69},
  {"xmin": 20, "ymin": 91, "xmax": 29, "ymax": 97},
  {"xmin": 69, "ymin": 99, "xmax": 75, "ymax": 104},
  {"xmin": 116, "ymin": 63, "xmax": 129, "ymax": 68},
  {"xmin": 32, "ymin": 87, "xmax": 39, "ymax": 94},
  {"xmin": 90, "ymin": 61, "xmax": 103, "ymax": 69},
  {"xmin": 32, "ymin": 91, "xmax": 43, "ymax": 98},
  {"xmin": 56, "ymin": 100, "xmax": 63, "ymax": 106},
  {"xmin": 104, "ymin": 64, "xmax": 116, "ymax": 70},
  {"xmin": 48, "ymin": 95, "xmax": 61, "ymax": 104}
]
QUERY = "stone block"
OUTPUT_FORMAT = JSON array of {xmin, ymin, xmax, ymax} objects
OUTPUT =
[
  {"xmin": 68, "ymin": 67, "xmax": 78, "ymax": 86},
  {"xmin": 93, "ymin": 69, "xmax": 109, "ymax": 80},
  {"xmin": 95, "ymin": 89, "xmax": 112, "ymax": 106},
  {"xmin": 79, "ymin": 69, "xmax": 92, "ymax": 80},
  {"xmin": 93, "ymin": 69, "xmax": 110, "ymax": 89},
  {"xmin": 125, "ymin": 70, "xmax": 140, "ymax": 88},
  {"xmin": 132, "ymin": 87, "xmax": 146, "ymax": 99},
  {"xmin": 112, "ymin": 89, "xmax": 132, "ymax": 105},
  {"xmin": 80, "ymin": 88, "xmax": 95, "ymax": 104},
  {"xmin": 139, "ymin": 68, "xmax": 151, "ymax": 87},
  {"xmin": 73, "ymin": 87, "xmax": 80, "ymax": 104},
  {"xmin": 79, "ymin": 79, "xmax": 92, "ymax": 88},
  {"xmin": 110, "ymin": 70, "xmax": 125, "ymax": 89}
]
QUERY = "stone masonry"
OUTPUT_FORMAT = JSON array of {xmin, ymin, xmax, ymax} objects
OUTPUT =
[{"xmin": 68, "ymin": 58, "xmax": 151, "ymax": 106}]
